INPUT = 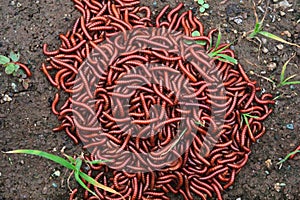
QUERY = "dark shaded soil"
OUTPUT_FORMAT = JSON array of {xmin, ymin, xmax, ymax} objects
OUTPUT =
[{"xmin": 0, "ymin": 0, "xmax": 299, "ymax": 199}]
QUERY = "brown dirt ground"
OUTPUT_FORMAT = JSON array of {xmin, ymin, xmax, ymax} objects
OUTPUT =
[{"xmin": 0, "ymin": 0, "xmax": 299, "ymax": 199}]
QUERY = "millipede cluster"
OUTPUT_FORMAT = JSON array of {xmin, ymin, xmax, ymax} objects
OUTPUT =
[{"xmin": 41, "ymin": 0, "xmax": 274, "ymax": 199}]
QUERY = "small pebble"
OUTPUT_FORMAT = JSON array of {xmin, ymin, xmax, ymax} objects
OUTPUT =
[
  {"xmin": 265, "ymin": 170, "xmax": 270, "ymax": 175},
  {"xmin": 290, "ymin": 85, "xmax": 295, "ymax": 90},
  {"xmin": 3, "ymin": 94, "xmax": 12, "ymax": 102},
  {"xmin": 262, "ymin": 47, "xmax": 269, "ymax": 53},
  {"xmin": 153, "ymin": 1, "xmax": 157, "ymax": 7},
  {"xmin": 279, "ymin": 11, "xmax": 286, "ymax": 16},
  {"xmin": 281, "ymin": 30, "xmax": 291, "ymax": 37},
  {"xmin": 52, "ymin": 183, "xmax": 58, "ymax": 188},
  {"xmin": 261, "ymin": 38, "xmax": 267, "ymax": 44},
  {"xmin": 222, "ymin": 23, "xmax": 228, "ymax": 28},
  {"xmin": 260, "ymin": 70, "xmax": 267, "ymax": 75},
  {"xmin": 16, "ymin": 2, "xmax": 22, "ymax": 7},
  {"xmin": 42, "ymin": 186, "xmax": 48, "ymax": 195},
  {"xmin": 267, "ymin": 62, "xmax": 277, "ymax": 71},
  {"xmin": 11, "ymin": 83, "xmax": 17, "ymax": 92},
  {"xmin": 286, "ymin": 124, "xmax": 294, "ymax": 130},
  {"xmin": 236, "ymin": 198, "xmax": 242, "ymax": 200},
  {"xmin": 233, "ymin": 18, "xmax": 243, "ymax": 24},
  {"xmin": 53, "ymin": 170, "xmax": 61, "ymax": 177},
  {"xmin": 276, "ymin": 44, "xmax": 284, "ymax": 50},
  {"xmin": 230, "ymin": 45, "xmax": 235, "ymax": 50}
]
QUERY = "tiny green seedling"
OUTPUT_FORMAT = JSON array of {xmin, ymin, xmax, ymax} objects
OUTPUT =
[
  {"xmin": 241, "ymin": 113, "xmax": 259, "ymax": 136},
  {"xmin": 208, "ymin": 30, "xmax": 238, "ymax": 65},
  {"xmin": 276, "ymin": 150, "xmax": 300, "ymax": 165},
  {"xmin": 250, "ymin": 54, "xmax": 300, "ymax": 90},
  {"xmin": 4, "ymin": 149, "xmax": 124, "ymax": 199},
  {"xmin": 247, "ymin": 2, "xmax": 299, "ymax": 48},
  {"xmin": 0, "ymin": 51, "xmax": 25, "ymax": 76},
  {"xmin": 277, "ymin": 54, "xmax": 300, "ymax": 87},
  {"xmin": 184, "ymin": 30, "xmax": 207, "ymax": 45},
  {"xmin": 197, "ymin": 0, "xmax": 210, "ymax": 13}
]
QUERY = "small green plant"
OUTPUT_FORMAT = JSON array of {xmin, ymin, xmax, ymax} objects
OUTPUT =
[
  {"xmin": 4, "ymin": 149, "xmax": 124, "ymax": 199},
  {"xmin": 0, "ymin": 51, "xmax": 24, "ymax": 76},
  {"xmin": 247, "ymin": 2, "xmax": 299, "ymax": 48},
  {"xmin": 197, "ymin": 0, "xmax": 210, "ymax": 13},
  {"xmin": 241, "ymin": 113, "xmax": 259, "ymax": 136},
  {"xmin": 277, "ymin": 54, "xmax": 300, "ymax": 87},
  {"xmin": 276, "ymin": 150, "xmax": 300, "ymax": 165},
  {"xmin": 250, "ymin": 54, "xmax": 300, "ymax": 89},
  {"xmin": 191, "ymin": 31, "xmax": 207, "ymax": 45},
  {"xmin": 208, "ymin": 30, "xmax": 238, "ymax": 65}
]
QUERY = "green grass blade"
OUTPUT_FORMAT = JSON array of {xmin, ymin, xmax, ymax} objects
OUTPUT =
[
  {"xmin": 216, "ymin": 54, "xmax": 238, "ymax": 65},
  {"xmin": 215, "ymin": 29, "xmax": 222, "ymax": 49},
  {"xmin": 63, "ymin": 154, "xmax": 76, "ymax": 164},
  {"xmin": 5, "ymin": 149, "xmax": 76, "ymax": 171},
  {"xmin": 162, "ymin": 128, "xmax": 187, "ymax": 156},
  {"xmin": 248, "ymin": 22, "xmax": 262, "ymax": 38},
  {"xmin": 194, "ymin": 120, "xmax": 205, "ymax": 127},
  {"xmin": 243, "ymin": 115, "xmax": 251, "ymax": 135},
  {"xmin": 280, "ymin": 81, "xmax": 300, "ymax": 86},
  {"xmin": 74, "ymin": 162, "xmax": 98, "ymax": 198},
  {"xmin": 87, "ymin": 159, "xmax": 112, "ymax": 165},
  {"xmin": 243, "ymin": 114, "xmax": 259, "ymax": 118},
  {"xmin": 277, "ymin": 150, "xmax": 300, "ymax": 165},
  {"xmin": 283, "ymin": 74, "xmax": 298, "ymax": 83},
  {"xmin": 79, "ymin": 171, "xmax": 125, "ymax": 199},
  {"xmin": 208, "ymin": 44, "xmax": 231, "ymax": 57},
  {"xmin": 259, "ymin": 31, "xmax": 300, "ymax": 47}
]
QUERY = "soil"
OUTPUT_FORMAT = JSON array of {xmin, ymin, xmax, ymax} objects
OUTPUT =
[{"xmin": 0, "ymin": 0, "xmax": 299, "ymax": 199}]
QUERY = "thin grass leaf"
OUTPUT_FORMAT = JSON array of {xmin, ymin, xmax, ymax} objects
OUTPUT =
[
  {"xmin": 283, "ymin": 74, "xmax": 298, "ymax": 83},
  {"xmin": 243, "ymin": 114, "xmax": 259, "ymax": 118},
  {"xmin": 63, "ymin": 154, "xmax": 76, "ymax": 164},
  {"xmin": 194, "ymin": 120, "xmax": 205, "ymax": 127},
  {"xmin": 259, "ymin": 31, "xmax": 300, "ymax": 48},
  {"xmin": 248, "ymin": 22, "xmax": 262, "ymax": 38},
  {"xmin": 277, "ymin": 150, "xmax": 300, "ymax": 165},
  {"xmin": 74, "ymin": 158, "xmax": 99, "ymax": 198},
  {"xmin": 242, "ymin": 114, "xmax": 258, "ymax": 136},
  {"xmin": 162, "ymin": 128, "xmax": 187, "ymax": 156},
  {"xmin": 215, "ymin": 30, "xmax": 222, "ymax": 50},
  {"xmin": 208, "ymin": 44, "xmax": 231, "ymax": 57},
  {"xmin": 0, "ymin": 55, "xmax": 10, "ymax": 65},
  {"xmin": 87, "ymin": 159, "xmax": 112, "ymax": 165},
  {"xmin": 5, "ymin": 149, "xmax": 76, "ymax": 171},
  {"xmin": 216, "ymin": 54, "xmax": 238, "ymax": 65},
  {"xmin": 243, "ymin": 115, "xmax": 253, "ymax": 136},
  {"xmin": 281, "ymin": 81, "xmax": 300, "ymax": 86},
  {"xmin": 79, "ymin": 171, "xmax": 125, "ymax": 199}
]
